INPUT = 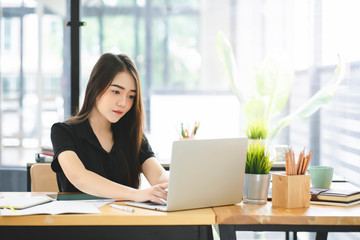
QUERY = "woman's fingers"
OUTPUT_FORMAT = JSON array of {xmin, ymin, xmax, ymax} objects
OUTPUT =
[
  {"xmin": 153, "ymin": 185, "xmax": 167, "ymax": 200},
  {"xmin": 147, "ymin": 183, "xmax": 168, "ymax": 204},
  {"xmin": 150, "ymin": 197, "xmax": 167, "ymax": 205},
  {"xmin": 159, "ymin": 182, "xmax": 168, "ymax": 189},
  {"xmin": 134, "ymin": 183, "xmax": 169, "ymax": 204}
]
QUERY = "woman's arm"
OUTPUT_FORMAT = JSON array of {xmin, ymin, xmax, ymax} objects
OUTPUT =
[
  {"xmin": 58, "ymin": 150, "xmax": 167, "ymax": 203},
  {"xmin": 141, "ymin": 157, "xmax": 169, "ymax": 186}
]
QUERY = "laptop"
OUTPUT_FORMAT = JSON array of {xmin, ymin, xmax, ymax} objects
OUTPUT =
[{"xmin": 125, "ymin": 138, "xmax": 248, "ymax": 211}]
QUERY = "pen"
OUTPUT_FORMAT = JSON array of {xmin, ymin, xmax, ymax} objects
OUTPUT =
[
  {"xmin": 6, "ymin": 204, "xmax": 17, "ymax": 213},
  {"xmin": 193, "ymin": 121, "xmax": 200, "ymax": 136},
  {"xmin": 110, "ymin": 204, "xmax": 135, "ymax": 212},
  {"xmin": 181, "ymin": 123, "xmax": 186, "ymax": 138}
]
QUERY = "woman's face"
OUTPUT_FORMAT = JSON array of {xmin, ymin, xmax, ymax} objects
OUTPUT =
[{"xmin": 95, "ymin": 71, "xmax": 137, "ymax": 123}]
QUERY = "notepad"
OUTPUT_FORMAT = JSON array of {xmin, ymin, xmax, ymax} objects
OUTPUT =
[
  {"xmin": 0, "ymin": 201, "xmax": 101, "ymax": 216},
  {"xmin": 311, "ymin": 199, "xmax": 360, "ymax": 207},
  {"xmin": 310, "ymin": 187, "xmax": 360, "ymax": 203},
  {"xmin": 0, "ymin": 195, "xmax": 53, "ymax": 210}
]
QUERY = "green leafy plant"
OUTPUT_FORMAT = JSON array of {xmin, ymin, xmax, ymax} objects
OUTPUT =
[
  {"xmin": 245, "ymin": 120, "xmax": 268, "ymax": 139},
  {"xmin": 246, "ymin": 140, "xmax": 273, "ymax": 174},
  {"xmin": 217, "ymin": 31, "xmax": 346, "ymax": 141}
]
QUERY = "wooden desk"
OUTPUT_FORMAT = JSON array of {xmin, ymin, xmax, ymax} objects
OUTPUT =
[
  {"xmin": 214, "ymin": 202, "xmax": 360, "ymax": 240},
  {"xmin": 0, "ymin": 192, "xmax": 215, "ymax": 240}
]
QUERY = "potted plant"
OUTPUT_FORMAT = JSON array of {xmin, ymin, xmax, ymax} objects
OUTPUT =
[
  {"xmin": 243, "ymin": 140, "xmax": 273, "ymax": 204},
  {"xmin": 217, "ymin": 32, "xmax": 346, "ymax": 142},
  {"xmin": 245, "ymin": 120, "xmax": 268, "ymax": 141}
]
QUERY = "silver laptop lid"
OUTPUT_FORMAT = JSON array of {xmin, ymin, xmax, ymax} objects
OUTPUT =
[{"xmin": 166, "ymin": 138, "xmax": 247, "ymax": 211}]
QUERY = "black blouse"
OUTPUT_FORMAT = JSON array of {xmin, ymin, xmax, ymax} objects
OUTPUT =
[{"xmin": 50, "ymin": 119, "xmax": 155, "ymax": 192}]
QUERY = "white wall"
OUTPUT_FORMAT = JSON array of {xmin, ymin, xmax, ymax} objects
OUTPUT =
[{"xmin": 148, "ymin": 95, "xmax": 243, "ymax": 160}]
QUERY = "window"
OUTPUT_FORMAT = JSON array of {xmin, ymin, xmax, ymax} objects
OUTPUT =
[
  {"xmin": 3, "ymin": 18, "xmax": 12, "ymax": 50},
  {"xmin": 1, "ymin": 0, "xmax": 360, "ymax": 190},
  {"xmin": 80, "ymin": 0, "xmax": 235, "ymax": 157},
  {"xmin": 0, "ymin": 0, "xmax": 66, "ymax": 164}
]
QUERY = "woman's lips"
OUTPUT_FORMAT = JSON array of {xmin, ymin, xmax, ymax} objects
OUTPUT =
[{"xmin": 113, "ymin": 110, "xmax": 123, "ymax": 115}]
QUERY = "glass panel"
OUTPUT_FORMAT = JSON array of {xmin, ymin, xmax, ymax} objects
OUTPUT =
[
  {"xmin": 81, "ymin": 0, "xmax": 228, "ymax": 94},
  {"xmin": 322, "ymin": 0, "xmax": 360, "ymax": 65},
  {"xmin": 1, "ymin": 0, "xmax": 359, "ymax": 182},
  {"xmin": 0, "ymin": 0, "xmax": 67, "ymax": 165},
  {"xmin": 166, "ymin": 15, "xmax": 200, "ymax": 90},
  {"xmin": 103, "ymin": 16, "xmax": 135, "ymax": 55}
]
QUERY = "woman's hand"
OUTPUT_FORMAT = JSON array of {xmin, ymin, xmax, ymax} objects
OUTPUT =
[{"xmin": 133, "ymin": 182, "xmax": 168, "ymax": 204}]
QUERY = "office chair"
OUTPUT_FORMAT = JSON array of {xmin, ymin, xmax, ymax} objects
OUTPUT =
[{"xmin": 30, "ymin": 163, "xmax": 58, "ymax": 192}]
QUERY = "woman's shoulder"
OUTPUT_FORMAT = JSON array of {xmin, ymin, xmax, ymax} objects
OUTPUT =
[
  {"xmin": 51, "ymin": 121, "xmax": 71, "ymax": 130},
  {"xmin": 51, "ymin": 119, "xmax": 90, "ymax": 136},
  {"xmin": 51, "ymin": 121, "xmax": 81, "ymax": 134}
]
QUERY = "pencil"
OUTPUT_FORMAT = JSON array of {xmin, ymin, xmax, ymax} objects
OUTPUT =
[
  {"xmin": 289, "ymin": 150, "xmax": 293, "ymax": 175},
  {"xmin": 303, "ymin": 152, "xmax": 312, "ymax": 174},
  {"xmin": 285, "ymin": 151, "xmax": 289, "ymax": 175},
  {"xmin": 291, "ymin": 150, "xmax": 296, "ymax": 175},
  {"xmin": 300, "ymin": 151, "xmax": 306, "ymax": 175},
  {"xmin": 297, "ymin": 149, "xmax": 305, "ymax": 175},
  {"xmin": 296, "ymin": 150, "xmax": 301, "ymax": 175},
  {"xmin": 287, "ymin": 149, "xmax": 294, "ymax": 175}
]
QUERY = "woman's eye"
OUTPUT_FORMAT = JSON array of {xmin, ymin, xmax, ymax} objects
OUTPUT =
[
  {"xmin": 129, "ymin": 95, "xmax": 136, "ymax": 100},
  {"xmin": 112, "ymin": 90, "xmax": 120, "ymax": 94}
]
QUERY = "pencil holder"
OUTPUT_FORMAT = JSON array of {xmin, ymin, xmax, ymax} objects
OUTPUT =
[{"xmin": 272, "ymin": 173, "xmax": 310, "ymax": 208}]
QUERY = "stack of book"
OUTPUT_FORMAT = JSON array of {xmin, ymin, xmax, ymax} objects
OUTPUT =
[
  {"xmin": 35, "ymin": 146, "xmax": 54, "ymax": 163},
  {"xmin": 40, "ymin": 146, "xmax": 54, "ymax": 156},
  {"xmin": 310, "ymin": 187, "xmax": 360, "ymax": 206}
]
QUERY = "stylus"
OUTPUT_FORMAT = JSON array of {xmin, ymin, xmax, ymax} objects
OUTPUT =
[{"xmin": 110, "ymin": 204, "xmax": 135, "ymax": 212}]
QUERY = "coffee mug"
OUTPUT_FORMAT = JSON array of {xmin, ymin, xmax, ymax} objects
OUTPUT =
[{"xmin": 307, "ymin": 166, "xmax": 333, "ymax": 189}]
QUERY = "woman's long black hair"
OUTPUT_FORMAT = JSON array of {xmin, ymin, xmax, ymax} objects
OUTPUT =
[{"xmin": 67, "ymin": 53, "xmax": 145, "ymax": 188}]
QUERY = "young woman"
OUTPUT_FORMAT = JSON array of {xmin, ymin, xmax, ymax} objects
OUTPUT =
[{"xmin": 51, "ymin": 53, "xmax": 168, "ymax": 204}]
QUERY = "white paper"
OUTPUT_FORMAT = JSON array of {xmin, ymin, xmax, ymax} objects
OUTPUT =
[
  {"xmin": 60, "ymin": 199, "xmax": 114, "ymax": 208},
  {"xmin": 0, "ymin": 201, "xmax": 101, "ymax": 216},
  {"xmin": 0, "ymin": 195, "xmax": 53, "ymax": 209}
]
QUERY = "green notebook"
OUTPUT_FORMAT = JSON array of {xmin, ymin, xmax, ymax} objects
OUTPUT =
[{"xmin": 56, "ymin": 193, "xmax": 110, "ymax": 201}]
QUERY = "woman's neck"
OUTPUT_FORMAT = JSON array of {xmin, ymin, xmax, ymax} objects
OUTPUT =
[
  {"xmin": 88, "ymin": 109, "xmax": 114, "ymax": 153},
  {"xmin": 88, "ymin": 109, "xmax": 112, "ymax": 134}
]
